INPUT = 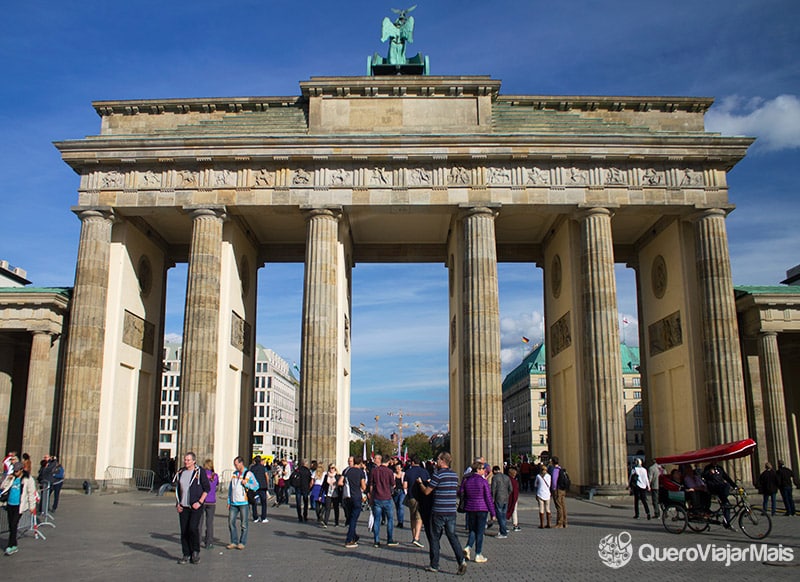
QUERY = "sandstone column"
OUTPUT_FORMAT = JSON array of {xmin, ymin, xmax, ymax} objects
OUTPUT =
[
  {"xmin": 60, "ymin": 208, "xmax": 114, "ymax": 483},
  {"xmin": 578, "ymin": 207, "xmax": 627, "ymax": 493},
  {"xmin": 178, "ymin": 207, "xmax": 226, "ymax": 463},
  {"xmin": 694, "ymin": 210, "xmax": 748, "ymax": 469},
  {"xmin": 0, "ymin": 340, "xmax": 14, "ymax": 453},
  {"xmin": 299, "ymin": 208, "xmax": 341, "ymax": 466},
  {"xmin": 22, "ymin": 331, "xmax": 55, "ymax": 464},
  {"xmin": 757, "ymin": 331, "xmax": 790, "ymax": 464},
  {"xmin": 461, "ymin": 207, "xmax": 503, "ymax": 466}
]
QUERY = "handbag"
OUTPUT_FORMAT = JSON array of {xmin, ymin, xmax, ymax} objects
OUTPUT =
[
  {"xmin": 456, "ymin": 491, "xmax": 466, "ymax": 513},
  {"xmin": 0, "ymin": 488, "xmax": 9, "ymax": 503}
]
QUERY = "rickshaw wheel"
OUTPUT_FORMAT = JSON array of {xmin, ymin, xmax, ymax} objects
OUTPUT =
[
  {"xmin": 739, "ymin": 507, "xmax": 771, "ymax": 540},
  {"xmin": 661, "ymin": 503, "xmax": 687, "ymax": 534},
  {"xmin": 686, "ymin": 510, "xmax": 710, "ymax": 532}
]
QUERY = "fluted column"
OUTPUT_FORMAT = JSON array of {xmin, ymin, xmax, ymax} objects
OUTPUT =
[
  {"xmin": 694, "ymin": 210, "xmax": 748, "ymax": 466},
  {"xmin": 178, "ymin": 207, "xmax": 226, "ymax": 463},
  {"xmin": 22, "ymin": 331, "xmax": 55, "ymax": 464},
  {"xmin": 757, "ymin": 331, "xmax": 790, "ymax": 464},
  {"xmin": 60, "ymin": 208, "xmax": 114, "ymax": 482},
  {"xmin": 299, "ymin": 208, "xmax": 341, "ymax": 466},
  {"xmin": 0, "ymin": 340, "xmax": 14, "ymax": 454},
  {"xmin": 578, "ymin": 207, "xmax": 627, "ymax": 493},
  {"xmin": 461, "ymin": 207, "xmax": 503, "ymax": 466}
]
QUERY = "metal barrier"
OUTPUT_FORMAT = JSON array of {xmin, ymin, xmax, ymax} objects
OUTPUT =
[{"xmin": 102, "ymin": 466, "xmax": 156, "ymax": 492}]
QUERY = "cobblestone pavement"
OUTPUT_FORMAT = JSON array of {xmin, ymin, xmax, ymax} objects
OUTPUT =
[{"xmin": 2, "ymin": 489, "xmax": 798, "ymax": 581}]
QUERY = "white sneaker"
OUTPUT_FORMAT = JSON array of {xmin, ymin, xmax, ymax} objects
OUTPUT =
[
  {"xmin": 253, "ymin": 518, "xmax": 260, "ymax": 523},
  {"xmin": 261, "ymin": 518, "xmax": 269, "ymax": 523},
  {"xmin": 474, "ymin": 554, "xmax": 487, "ymax": 563},
  {"xmin": 463, "ymin": 546, "xmax": 471, "ymax": 561}
]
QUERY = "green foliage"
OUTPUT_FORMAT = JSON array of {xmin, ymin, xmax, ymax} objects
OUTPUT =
[{"xmin": 403, "ymin": 432, "xmax": 433, "ymax": 462}]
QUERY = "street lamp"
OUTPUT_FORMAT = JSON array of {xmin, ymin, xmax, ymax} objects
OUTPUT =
[{"xmin": 504, "ymin": 417, "xmax": 516, "ymax": 460}]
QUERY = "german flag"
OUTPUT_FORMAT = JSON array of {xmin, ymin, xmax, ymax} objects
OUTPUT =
[{"xmin": 522, "ymin": 336, "xmax": 530, "ymax": 343}]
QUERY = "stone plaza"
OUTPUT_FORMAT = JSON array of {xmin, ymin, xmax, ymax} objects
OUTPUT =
[{"xmin": 2, "ymin": 489, "xmax": 798, "ymax": 580}]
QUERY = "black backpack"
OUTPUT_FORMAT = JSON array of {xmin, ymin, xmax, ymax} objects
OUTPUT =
[
  {"xmin": 557, "ymin": 468, "xmax": 571, "ymax": 491},
  {"xmin": 289, "ymin": 469, "xmax": 301, "ymax": 489}
]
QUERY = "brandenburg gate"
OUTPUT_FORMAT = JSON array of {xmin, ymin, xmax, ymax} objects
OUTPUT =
[{"xmin": 55, "ymin": 74, "xmax": 753, "ymax": 493}]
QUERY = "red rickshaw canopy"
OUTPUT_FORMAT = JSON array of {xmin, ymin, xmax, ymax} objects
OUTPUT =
[{"xmin": 655, "ymin": 438, "xmax": 756, "ymax": 465}]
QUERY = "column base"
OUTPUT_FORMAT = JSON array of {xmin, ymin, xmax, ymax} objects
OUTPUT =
[{"xmin": 585, "ymin": 484, "xmax": 629, "ymax": 497}]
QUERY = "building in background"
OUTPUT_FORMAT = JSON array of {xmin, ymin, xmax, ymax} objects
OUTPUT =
[
  {"xmin": 502, "ymin": 342, "xmax": 642, "ymax": 463},
  {"xmin": 159, "ymin": 341, "xmax": 298, "ymax": 462}
]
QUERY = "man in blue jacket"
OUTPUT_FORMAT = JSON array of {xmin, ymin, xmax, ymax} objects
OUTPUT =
[{"xmin": 174, "ymin": 451, "xmax": 210, "ymax": 565}]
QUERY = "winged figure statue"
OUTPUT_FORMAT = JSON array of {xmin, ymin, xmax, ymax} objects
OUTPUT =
[{"xmin": 381, "ymin": 5, "xmax": 416, "ymax": 65}]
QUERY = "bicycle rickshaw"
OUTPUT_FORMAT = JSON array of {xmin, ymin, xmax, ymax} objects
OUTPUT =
[{"xmin": 655, "ymin": 438, "xmax": 771, "ymax": 539}]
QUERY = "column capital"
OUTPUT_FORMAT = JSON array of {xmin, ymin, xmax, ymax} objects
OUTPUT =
[
  {"xmin": 184, "ymin": 205, "xmax": 227, "ymax": 221},
  {"xmin": 574, "ymin": 206, "xmax": 614, "ymax": 221},
  {"xmin": 458, "ymin": 205, "xmax": 499, "ymax": 220},
  {"xmin": 758, "ymin": 330, "xmax": 779, "ymax": 338},
  {"xmin": 72, "ymin": 207, "xmax": 115, "ymax": 222},
  {"xmin": 302, "ymin": 206, "xmax": 342, "ymax": 222},
  {"xmin": 691, "ymin": 207, "xmax": 730, "ymax": 222}
]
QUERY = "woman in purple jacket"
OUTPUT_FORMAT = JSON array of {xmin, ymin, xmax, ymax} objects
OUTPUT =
[
  {"xmin": 458, "ymin": 461, "xmax": 496, "ymax": 564},
  {"xmin": 200, "ymin": 459, "xmax": 219, "ymax": 549}
]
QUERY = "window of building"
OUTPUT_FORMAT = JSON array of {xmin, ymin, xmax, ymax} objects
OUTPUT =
[
  {"xmin": 539, "ymin": 419, "xmax": 547, "ymax": 430},
  {"xmin": 540, "ymin": 391, "xmax": 546, "ymax": 400},
  {"xmin": 159, "ymin": 433, "xmax": 171, "ymax": 443},
  {"xmin": 539, "ymin": 404, "xmax": 547, "ymax": 416},
  {"xmin": 634, "ymin": 418, "xmax": 643, "ymax": 430},
  {"xmin": 634, "ymin": 404, "xmax": 643, "ymax": 417},
  {"xmin": 632, "ymin": 377, "xmax": 640, "ymax": 387},
  {"xmin": 633, "ymin": 391, "xmax": 641, "ymax": 399},
  {"xmin": 538, "ymin": 378, "xmax": 547, "ymax": 387}
]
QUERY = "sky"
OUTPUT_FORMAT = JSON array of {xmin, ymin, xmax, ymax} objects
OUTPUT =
[{"xmin": 2, "ymin": 1, "xmax": 798, "ymax": 438}]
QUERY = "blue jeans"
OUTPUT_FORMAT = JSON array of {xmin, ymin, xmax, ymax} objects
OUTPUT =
[
  {"xmin": 466, "ymin": 511, "xmax": 487, "ymax": 555},
  {"xmin": 780, "ymin": 486, "xmax": 796, "ymax": 515},
  {"xmin": 429, "ymin": 512, "xmax": 465, "ymax": 570},
  {"xmin": 494, "ymin": 502, "xmax": 508, "ymax": 535},
  {"xmin": 228, "ymin": 504, "xmax": 249, "ymax": 545},
  {"xmin": 345, "ymin": 497, "xmax": 362, "ymax": 543},
  {"xmin": 295, "ymin": 491, "xmax": 309, "ymax": 521},
  {"xmin": 393, "ymin": 490, "xmax": 406, "ymax": 524},
  {"xmin": 763, "ymin": 492, "xmax": 777, "ymax": 515},
  {"xmin": 372, "ymin": 498, "xmax": 395, "ymax": 543}
]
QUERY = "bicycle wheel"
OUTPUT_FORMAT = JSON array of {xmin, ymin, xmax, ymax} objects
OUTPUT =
[
  {"xmin": 686, "ymin": 511, "xmax": 710, "ymax": 533},
  {"xmin": 739, "ymin": 507, "xmax": 771, "ymax": 540},
  {"xmin": 661, "ymin": 504, "xmax": 687, "ymax": 534}
]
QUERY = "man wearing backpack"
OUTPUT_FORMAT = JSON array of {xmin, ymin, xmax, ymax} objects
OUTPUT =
[
  {"xmin": 549, "ymin": 456, "xmax": 568, "ymax": 528},
  {"xmin": 291, "ymin": 459, "xmax": 313, "ymax": 523},
  {"xmin": 226, "ymin": 456, "xmax": 259, "ymax": 550}
]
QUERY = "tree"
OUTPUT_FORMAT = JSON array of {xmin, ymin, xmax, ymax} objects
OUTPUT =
[{"xmin": 403, "ymin": 432, "xmax": 433, "ymax": 462}]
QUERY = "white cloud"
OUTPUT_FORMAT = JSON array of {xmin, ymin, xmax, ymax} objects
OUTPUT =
[{"xmin": 706, "ymin": 95, "xmax": 800, "ymax": 151}]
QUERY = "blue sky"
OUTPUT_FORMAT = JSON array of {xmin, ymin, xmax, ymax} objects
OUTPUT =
[{"xmin": 2, "ymin": 1, "xmax": 798, "ymax": 437}]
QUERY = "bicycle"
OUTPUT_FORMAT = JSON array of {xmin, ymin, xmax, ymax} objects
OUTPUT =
[{"xmin": 661, "ymin": 483, "xmax": 771, "ymax": 540}]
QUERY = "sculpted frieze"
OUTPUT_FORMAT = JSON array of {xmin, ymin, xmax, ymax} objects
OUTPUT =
[
  {"xmin": 328, "ymin": 168, "xmax": 353, "ymax": 187},
  {"xmin": 641, "ymin": 168, "xmax": 663, "ymax": 186},
  {"xmin": 448, "ymin": 166, "xmax": 470, "ymax": 186},
  {"xmin": 487, "ymin": 166, "xmax": 512, "ymax": 185},
  {"xmin": 408, "ymin": 167, "xmax": 432, "ymax": 186},
  {"xmin": 292, "ymin": 169, "xmax": 312, "ymax": 185},
  {"xmin": 565, "ymin": 167, "xmax": 588, "ymax": 185},
  {"xmin": 177, "ymin": 170, "xmax": 197, "ymax": 187},
  {"xmin": 253, "ymin": 169, "xmax": 275, "ymax": 187},
  {"xmin": 526, "ymin": 167, "xmax": 551, "ymax": 185},
  {"xmin": 214, "ymin": 169, "xmax": 236, "ymax": 187},
  {"xmin": 101, "ymin": 171, "xmax": 124, "ymax": 189},
  {"xmin": 370, "ymin": 167, "xmax": 392, "ymax": 186},
  {"xmin": 679, "ymin": 168, "xmax": 703, "ymax": 187},
  {"xmin": 138, "ymin": 170, "xmax": 161, "ymax": 188},
  {"xmin": 604, "ymin": 167, "xmax": 627, "ymax": 185}
]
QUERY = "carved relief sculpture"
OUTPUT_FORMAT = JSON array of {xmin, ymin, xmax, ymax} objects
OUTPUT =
[
  {"xmin": 527, "ymin": 167, "xmax": 550, "ymax": 185},
  {"xmin": 253, "ymin": 169, "xmax": 274, "ymax": 187},
  {"xmin": 101, "ymin": 171, "xmax": 124, "ymax": 188},
  {"xmin": 566, "ymin": 167, "xmax": 588, "ymax": 185},
  {"xmin": 177, "ymin": 170, "xmax": 197, "ymax": 187},
  {"xmin": 408, "ymin": 167, "xmax": 431, "ymax": 185},
  {"xmin": 605, "ymin": 167, "xmax": 626, "ymax": 185},
  {"xmin": 329, "ymin": 168, "xmax": 351, "ymax": 186},
  {"xmin": 642, "ymin": 168, "xmax": 662, "ymax": 185},
  {"xmin": 487, "ymin": 167, "xmax": 512, "ymax": 184},
  {"xmin": 293, "ymin": 169, "xmax": 312, "ymax": 185},
  {"xmin": 140, "ymin": 170, "xmax": 161, "ymax": 188},
  {"xmin": 448, "ymin": 166, "xmax": 470, "ymax": 185},
  {"xmin": 215, "ymin": 169, "xmax": 236, "ymax": 187},
  {"xmin": 370, "ymin": 167, "xmax": 391, "ymax": 186}
]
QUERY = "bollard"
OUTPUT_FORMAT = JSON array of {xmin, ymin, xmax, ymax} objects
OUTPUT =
[
  {"xmin": 83, "ymin": 480, "xmax": 92, "ymax": 495},
  {"xmin": 588, "ymin": 487, "xmax": 597, "ymax": 501}
]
